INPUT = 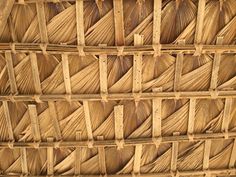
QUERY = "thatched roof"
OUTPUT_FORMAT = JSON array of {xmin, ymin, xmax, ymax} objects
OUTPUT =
[{"xmin": 0, "ymin": 0, "xmax": 236, "ymax": 176}]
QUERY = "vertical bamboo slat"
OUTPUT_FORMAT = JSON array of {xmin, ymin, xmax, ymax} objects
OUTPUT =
[
  {"xmin": 36, "ymin": 1, "xmax": 48, "ymax": 43},
  {"xmin": 113, "ymin": 0, "xmax": 125, "ymax": 46},
  {"xmin": 2, "ymin": 101, "xmax": 14, "ymax": 141},
  {"xmin": 28, "ymin": 104, "xmax": 41, "ymax": 142},
  {"xmin": 30, "ymin": 52, "xmax": 42, "ymax": 94},
  {"xmin": 5, "ymin": 51, "xmax": 18, "ymax": 94}
]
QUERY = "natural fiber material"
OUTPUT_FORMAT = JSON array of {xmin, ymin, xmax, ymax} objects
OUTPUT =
[{"xmin": 0, "ymin": 0, "xmax": 236, "ymax": 177}]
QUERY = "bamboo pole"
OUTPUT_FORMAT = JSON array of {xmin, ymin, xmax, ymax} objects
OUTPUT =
[
  {"xmin": 0, "ymin": 132, "xmax": 235, "ymax": 148},
  {"xmin": 1, "ymin": 44, "xmax": 236, "ymax": 55},
  {"xmin": 1, "ymin": 90, "xmax": 236, "ymax": 102}
]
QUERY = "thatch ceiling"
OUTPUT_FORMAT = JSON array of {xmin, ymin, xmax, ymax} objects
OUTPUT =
[{"xmin": 0, "ymin": 0, "xmax": 236, "ymax": 177}]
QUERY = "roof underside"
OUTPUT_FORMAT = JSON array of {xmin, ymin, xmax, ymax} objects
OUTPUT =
[{"xmin": 0, "ymin": 0, "xmax": 236, "ymax": 177}]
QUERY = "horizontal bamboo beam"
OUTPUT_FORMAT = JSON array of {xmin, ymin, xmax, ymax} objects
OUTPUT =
[
  {"xmin": 0, "ymin": 168, "xmax": 236, "ymax": 177},
  {"xmin": 1, "ymin": 90, "xmax": 236, "ymax": 102},
  {"xmin": 0, "ymin": 132, "xmax": 236, "ymax": 148},
  {"xmin": 1, "ymin": 43, "xmax": 236, "ymax": 55}
]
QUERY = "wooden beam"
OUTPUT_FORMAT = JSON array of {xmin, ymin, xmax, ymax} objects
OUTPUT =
[
  {"xmin": 5, "ymin": 51, "xmax": 18, "ymax": 94},
  {"xmin": 0, "ymin": 132, "xmax": 234, "ymax": 148},
  {"xmin": 210, "ymin": 37, "xmax": 223, "ymax": 90},
  {"xmin": 0, "ymin": 168, "xmax": 236, "ymax": 177},
  {"xmin": 0, "ymin": 0, "xmax": 15, "ymax": 36},
  {"xmin": 83, "ymin": 101, "xmax": 93, "ymax": 142},
  {"xmin": 28, "ymin": 104, "xmax": 41, "ymax": 142},
  {"xmin": 133, "ymin": 34, "xmax": 143, "ymax": 93},
  {"xmin": 97, "ymin": 136, "xmax": 107, "ymax": 175},
  {"xmin": 75, "ymin": 131, "xmax": 82, "ymax": 175},
  {"xmin": 99, "ymin": 44, "xmax": 108, "ymax": 96},
  {"xmin": 36, "ymin": 1, "xmax": 48, "ymax": 43},
  {"xmin": 2, "ymin": 101, "xmax": 14, "ymax": 141},
  {"xmin": 222, "ymin": 98, "xmax": 233, "ymax": 136},
  {"xmin": 30, "ymin": 53, "xmax": 42, "ymax": 94},
  {"xmin": 113, "ymin": 0, "xmax": 125, "ymax": 45},
  {"xmin": 114, "ymin": 105, "xmax": 124, "ymax": 148},
  {"xmin": 203, "ymin": 139, "xmax": 211, "ymax": 170},
  {"xmin": 171, "ymin": 133, "xmax": 179, "ymax": 172},
  {"xmin": 61, "ymin": 54, "xmax": 71, "ymax": 94},
  {"xmin": 2, "ymin": 90, "xmax": 236, "ymax": 102},
  {"xmin": 1, "ymin": 43, "xmax": 236, "ymax": 55},
  {"xmin": 229, "ymin": 139, "xmax": 236, "ymax": 168},
  {"xmin": 76, "ymin": 0, "xmax": 85, "ymax": 45},
  {"xmin": 188, "ymin": 98, "xmax": 196, "ymax": 137},
  {"xmin": 152, "ymin": 0, "xmax": 162, "ymax": 45},
  {"xmin": 133, "ymin": 144, "xmax": 142, "ymax": 174},
  {"xmin": 152, "ymin": 98, "xmax": 162, "ymax": 138},
  {"xmin": 48, "ymin": 101, "xmax": 62, "ymax": 141},
  {"xmin": 194, "ymin": 0, "xmax": 206, "ymax": 44},
  {"xmin": 47, "ymin": 137, "xmax": 54, "ymax": 176},
  {"xmin": 20, "ymin": 148, "xmax": 28, "ymax": 175}
]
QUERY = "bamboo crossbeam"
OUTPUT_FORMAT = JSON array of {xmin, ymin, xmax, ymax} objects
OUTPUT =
[
  {"xmin": 1, "ymin": 168, "xmax": 236, "ymax": 177},
  {"xmin": 1, "ymin": 44, "xmax": 236, "ymax": 55},
  {"xmin": 0, "ymin": 132, "xmax": 235, "ymax": 148},
  {"xmin": 1, "ymin": 90, "xmax": 236, "ymax": 102}
]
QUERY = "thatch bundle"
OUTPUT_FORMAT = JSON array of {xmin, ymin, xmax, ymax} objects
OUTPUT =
[{"xmin": 0, "ymin": 0, "xmax": 236, "ymax": 176}]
